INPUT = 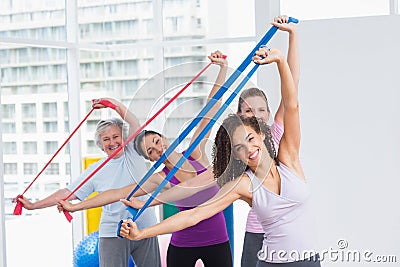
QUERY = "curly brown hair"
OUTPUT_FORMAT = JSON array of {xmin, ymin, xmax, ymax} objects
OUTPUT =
[{"xmin": 212, "ymin": 114, "xmax": 278, "ymax": 187}]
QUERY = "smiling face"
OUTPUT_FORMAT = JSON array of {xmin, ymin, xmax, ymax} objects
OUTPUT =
[
  {"xmin": 140, "ymin": 133, "xmax": 169, "ymax": 162},
  {"xmin": 100, "ymin": 124, "xmax": 124, "ymax": 158},
  {"xmin": 239, "ymin": 96, "xmax": 270, "ymax": 123},
  {"xmin": 231, "ymin": 124, "xmax": 267, "ymax": 169}
]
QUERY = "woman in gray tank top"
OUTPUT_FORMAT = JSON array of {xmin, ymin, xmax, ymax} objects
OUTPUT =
[{"xmin": 119, "ymin": 47, "xmax": 321, "ymax": 266}]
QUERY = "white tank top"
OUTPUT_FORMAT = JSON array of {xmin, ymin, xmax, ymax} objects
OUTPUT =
[{"xmin": 247, "ymin": 162, "xmax": 317, "ymax": 263}]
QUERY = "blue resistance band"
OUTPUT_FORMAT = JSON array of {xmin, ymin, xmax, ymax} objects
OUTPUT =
[
  {"xmin": 134, "ymin": 64, "xmax": 260, "ymax": 219},
  {"xmin": 117, "ymin": 17, "xmax": 298, "ymax": 237}
]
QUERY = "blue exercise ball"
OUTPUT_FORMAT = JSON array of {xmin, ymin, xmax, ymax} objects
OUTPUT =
[
  {"xmin": 73, "ymin": 231, "xmax": 100, "ymax": 267},
  {"xmin": 73, "ymin": 231, "xmax": 135, "ymax": 267}
]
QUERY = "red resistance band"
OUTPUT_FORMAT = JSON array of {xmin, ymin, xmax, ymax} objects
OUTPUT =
[
  {"xmin": 62, "ymin": 60, "xmax": 216, "ymax": 222},
  {"xmin": 13, "ymin": 99, "xmax": 116, "ymax": 215}
]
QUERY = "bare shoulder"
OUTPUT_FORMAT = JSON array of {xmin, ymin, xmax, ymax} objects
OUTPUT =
[
  {"xmin": 234, "ymin": 173, "xmax": 253, "ymax": 203},
  {"xmin": 220, "ymin": 173, "xmax": 252, "ymax": 199}
]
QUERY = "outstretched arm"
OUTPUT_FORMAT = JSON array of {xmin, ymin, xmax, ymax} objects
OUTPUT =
[
  {"xmin": 119, "ymin": 175, "xmax": 252, "ymax": 240},
  {"xmin": 13, "ymin": 188, "xmax": 77, "ymax": 210},
  {"xmin": 121, "ymin": 168, "xmax": 216, "ymax": 209},
  {"xmin": 189, "ymin": 51, "xmax": 228, "ymax": 160},
  {"xmin": 57, "ymin": 172, "xmax": 168, "ymax": 212},
  {"xmin": 272, "ymin": 15, "xmax": 300, "ymax": 126}
]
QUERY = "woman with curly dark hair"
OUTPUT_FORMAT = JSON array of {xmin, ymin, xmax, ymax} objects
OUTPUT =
[{"xmin": 119, "ymin": 47, "xmax": 320, "ymax": 266}]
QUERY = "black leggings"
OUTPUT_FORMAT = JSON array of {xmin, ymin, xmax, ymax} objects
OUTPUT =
[{"xmin": 167, "ymin": 241, "xmax": 232, "ymax": 267}]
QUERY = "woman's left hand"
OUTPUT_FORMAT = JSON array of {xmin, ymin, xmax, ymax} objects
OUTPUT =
[{"xmin": 57, "ymin": 199, "xmax": 77, "ymax": 212}]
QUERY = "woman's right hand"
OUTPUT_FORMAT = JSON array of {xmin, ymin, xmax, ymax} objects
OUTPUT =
[
  {"xmin": 14, "ymin": 197, "xmax": 35, "ymax": 210},
  {"xmin": 208, "ymin": 50, "xmax": 227, "ymax": 67},
  {"xmin": 120, "ymin": 197, "xmax": 145, "ymax": 209},
  {"xmin": 119, "ymin": 219, "xmax": 142, "ymax": 240},
  {"xmin": 91, "ymin": 97, "xmax": 117, "ymax": 109}
]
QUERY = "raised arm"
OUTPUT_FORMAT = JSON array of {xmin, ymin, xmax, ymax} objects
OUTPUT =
[
  {"xmin": 119, "ymin": 175, "xmax": 252, "ymax": 240},
  {"xmin": 272, "ymin": 15, "xmax": 300, "ymax": 125},
  {"xmin": 189, "ymin": 51, "xmax": 228, "ymax": 160},
  {"xmin": 92, "ymin": 98, "xmax": 140, "ymax": 135},
  {"xmin": 57, "ymin": 172, "xmax": 168, "ymax": 212},
  {"xmin": 253, "ymin": 48, "xmax": 303, "ymax": 178},
  {"xmin": 121, "ymin": 168, "xmax": 216, "ymax": 209}
]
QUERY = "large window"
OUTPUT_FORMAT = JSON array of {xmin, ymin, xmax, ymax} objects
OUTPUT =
[
  {"xmin": 1, "ymin": 2, "xmax": 260, "ymax": 265},
  {"xmin": 162, "ymin": 0, "xmax": 255, "ymax": 39},
  {"xmin": 1, "ymin": 42, "xmax": 70, "ymax": 266},
  {"xmin": 0, "ymin": 0, "xmax": 66, "ymax": 41}
]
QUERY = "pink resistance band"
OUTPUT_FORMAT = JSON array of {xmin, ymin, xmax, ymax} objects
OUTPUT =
[
  {"xmin": 62, "ymin": 60, "xmax": 216, "ymax": 222},
  {"xmin": 13, "ymin": 99, "xmax": 117, "ymax": 215}
]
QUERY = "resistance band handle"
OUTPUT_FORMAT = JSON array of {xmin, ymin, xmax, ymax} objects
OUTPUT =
[
  {"xmin": 63, "ymin": 210, "xmax": 73, "ymax": 222},
  {"xmin": 117, "ymin": 218, "xmax": 132, "ymax": 238},
  {"xmin": 12, "ymin": 195, "xmax": 23, "ymax": 215},
  {"xmin": 92, "ymin": 99, "xmax": 117, "ymax": 110},
  {"xmin": 59, "ymin": 196, "xmax": 74, "ymax": 222},
  {"xmin": 117, "ymin": 220, "xmax": 124, "ymax": 238},
  {"xmin": 288, "ymin": 17, "xmax": 298, "ymax": 24},
  {"xmin": 119, "ymin": 206, "xmax": 137, "ymax": 236}
]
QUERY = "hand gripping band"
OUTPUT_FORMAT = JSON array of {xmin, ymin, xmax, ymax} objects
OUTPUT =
[
  {"xmin": 61, "ymin": 60, "xmax": 214, "ymax": 222},
  {"xmin": 13, "ymin": 99, "xmax": 114, "ymax": 215},
  {"xmin": 118, "ymin": 17, "xmax": 299, "ymax": 234},
  {"xmin": 93, "ymin": 99, "xmax": 117, "ymax": 110},
  {"xmin": 117, "ymin": 217, "xmax": 132, "ymax": 238}
]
